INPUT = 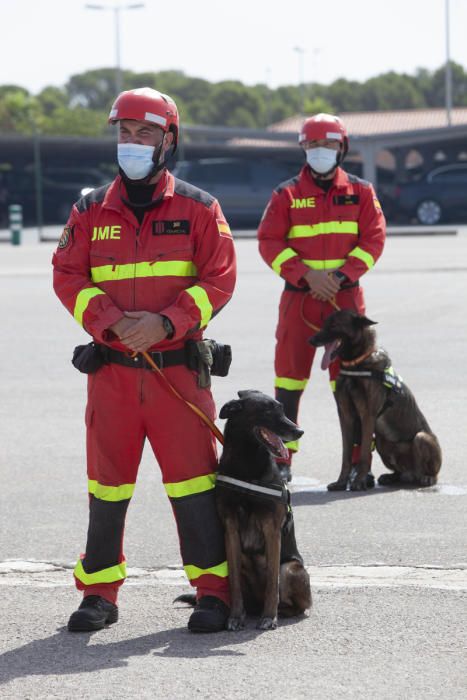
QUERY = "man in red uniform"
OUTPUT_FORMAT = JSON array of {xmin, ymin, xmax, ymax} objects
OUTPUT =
[
  {"xmin": 53, "ymin": 88, "xmax": 236, "ymax": 632},
  {"xmin": 258, "ymin": 113, "xmax": 386, "ymax": 485}
]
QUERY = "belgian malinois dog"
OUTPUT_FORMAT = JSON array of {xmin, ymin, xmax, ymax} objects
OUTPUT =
[
  {"xmin": 310, "ymin": 310, "xmax": 442, "ymax": 491},
  {"xmin": 216, "ymin": 390, "xmax": 312, "ymax": 630}
]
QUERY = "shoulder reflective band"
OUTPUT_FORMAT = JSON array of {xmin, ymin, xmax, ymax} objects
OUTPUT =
[
  {"xmin": 74, "ymin": 287, "xmax": 106, "ymax": 326},
  {"xmin": 185, "ymin": 285, "xmax": 213, "ymax": 328},
  {"xmin": 88, "ymin": 479, "xmax": 135, "ymax": 502},
  {"xmin": 164, "ymin": 472, "xmax": 216, "ymax": 499},
  {"xmin": 184, "ymin": 561, "xmax": 228, "ymax": 581},
  {"xmin": 348, "ymin": 246, "xmax": 375, "ymax": 270},
  {"xmin": 91, "ymin": 260, "xmax": 197, "ymax": 283},
  {"xmin": 216, "ymin": 474, "xmax": 288, "ymax": 501},
  {"xmin": 271, "ymin": 248, "xmax": 298, "ymax": 275},
  {"xmin": 287, "ymin": 221, "xmax": 359, "ymax": 238},
  {"xmin": 303, "ymin": 258, "xmax": 346, "ymax": 270},
  {"xmin": 275, "ymin": 377, "xmax": 308, "ymax": 391},
  {"xmin": 74, "ymin": 558, "xmax": 126, "ymax": 585}
]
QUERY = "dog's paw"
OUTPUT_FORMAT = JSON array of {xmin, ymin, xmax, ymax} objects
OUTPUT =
[
  {"xmin": 227, "ymin": 614, "xmax": 245, "ymax": 631},
  {"xmin": 418, "ymin": 474, "xmax": 437, "ymax": 487},
  {"xmin": 350, "ymin": 477, "xmax": 367, "ymax": 491},
  {"xmin": 257, "ymin": 616, "xmax": 278, "ymax": 631},
  {"xmin": 378, "ymin": 473, "xmax": 401, "ymax": 487},
  {"xmin": 327, "ymin": 480, "xmax": 348, "ymax": 491}
]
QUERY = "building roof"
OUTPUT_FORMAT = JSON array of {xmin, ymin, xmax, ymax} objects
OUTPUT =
[{"xmin": 270, "ymin": 107, "xmax": 467, "ymax": 136}]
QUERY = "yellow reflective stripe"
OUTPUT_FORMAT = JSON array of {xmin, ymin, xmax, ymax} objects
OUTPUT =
[
  {"xmin": 184, "ymin": 561, "xmax": 229, "ymax": 581},
  {"xmin": 74, "ymin": 558, "xmax": 126, "ymax": 585},
  {"xmin": 303, "ymin": 258, "xmax": 346, "ymax": 270},
  {"xmin": 348, "ymin": 246, "xmax": 375, "ymax": 270},
  {"xmin": 285, "ymin": 440, "xmax": 300, "ymax": 452},
  {"xmin": 185, "ymin": 285, "xmax": 213, "ymax": 328},
  {"xmin": 287, "ymin": 221, "xmax": 359, "ymax": 238},
  {"xmin": 88, "ymin": 479, "xmax": 135, "ymax": 502},
  {"xmin": 74, "ymin": 287, "xmax": 106, "ymax": 327},
  {"xmin": 330, "ymin": 380, "xmax": 337, "ymax": 393},
  {"xmin": 275, "ymin": 377, "xmax": 308, "ymax": 391},
  {"xmin": 164, "ymin": 472, "xmax": 216, "ymax": 499},
  {"xmin": 91, "ymin": 260, "xmax": 197, "ymax": 283},
  {"xmin": 271, "ymin": 248, "xmax": 298, "ymax": 275}
]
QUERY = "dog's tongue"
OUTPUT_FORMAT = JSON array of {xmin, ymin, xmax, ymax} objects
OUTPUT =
[
  {"xmin": 321, "ymin": 340, "xmax": 341, "ymax": 370},
  {"xmin": 259, "ymin": 428, "xmax": 289, "ymax": 460}
]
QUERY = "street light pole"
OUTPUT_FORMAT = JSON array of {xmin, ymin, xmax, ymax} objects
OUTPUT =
[
  {"xmin": 294, "ymin": 46, "xmax": 305, "ymax": 117},
  {"xmin": 85, "ymin": 3, "xmax": 145, "ymax": 95},
  {"xmin": 445, "ymin": 0, "xmax": 453, "ymax": 126}
]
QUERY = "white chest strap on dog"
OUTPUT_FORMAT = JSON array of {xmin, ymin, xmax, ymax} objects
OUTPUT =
[{"xmin": 216, "ymin": 474, "xmax": 289, "ymax": 503}]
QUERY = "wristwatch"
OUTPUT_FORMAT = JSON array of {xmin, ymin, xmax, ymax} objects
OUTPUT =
[
  {"xmin": 333, "ymin": 270, "xmax": 348, "ymax": 285},
  {"xmin": 161, "ymin": 315, "xmax": 175, "ymax": 339}
]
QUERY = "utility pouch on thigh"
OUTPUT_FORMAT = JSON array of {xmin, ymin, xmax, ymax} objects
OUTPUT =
[
  {"xmin": 186, "ymin": 339, "xmax": 232, "ymax": 388},
  {"xmin": 72, "ymin": 342, "xmax": 107, "ymax": 374}
]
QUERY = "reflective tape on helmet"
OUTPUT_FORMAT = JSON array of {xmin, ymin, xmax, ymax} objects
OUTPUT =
[
  {"xmin": 74, "ymin": 558, "xmax": 127, "ymax": 586},
  {"xmin": 184, "ymin": 561, "xmax": 229, "ymax": 581},
  {"xmin": 74, "ymin": 287, "xmax": 106, "ymax": 327},
  {"xmin": 88, "ymin": 480, "xmax": 135, "ymax": 502},
  {"xmin": 91, "ymin": 260, "xmax": 197, "ymax": 283},
  {"xmin": 275, "ymin": 377, "xmax": 308, "ymax": 391},
  {"xmin": 348, "ymin": 246, "xmax": 375, "ymax": 270},
  {"xmin": 185, "ymin": 285, "xmax": 213, "ymax": 328},
  {"xmin": 164, "ymin": 472, "xmax": 216, "ymax": 499},
  {"xmin": 287, "ymin": 221, "xmax": 358, "ymax": 238},
  {"xmin": 303, "ymin": 258, "xmax": 346, "ymax": 270},
  {"xmin": 144, "ymin": 111, "xmax": 167, "ymax": 127},
  {"xmin": 271, "ymin": 248, "xmax": 298, "ymax": 275}
]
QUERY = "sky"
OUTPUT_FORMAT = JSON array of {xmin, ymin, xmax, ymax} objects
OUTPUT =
[{"xmin": 1, "ymin": 0, "xmax": 467, "ymax": 94}]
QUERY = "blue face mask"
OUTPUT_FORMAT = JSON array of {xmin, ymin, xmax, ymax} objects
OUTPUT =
[{"xmin": 117, "ymin": 143, "xmax": 155, "ymax": 180}]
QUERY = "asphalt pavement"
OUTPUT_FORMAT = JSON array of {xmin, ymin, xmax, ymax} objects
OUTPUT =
[{"xmin": 0, "ymin": 227, "xmax": 466, "ymax": 699}]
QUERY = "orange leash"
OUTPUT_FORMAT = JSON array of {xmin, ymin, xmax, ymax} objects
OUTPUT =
[
  {"xmin": 140, "ymin": 350, "xmax": 225, "ymax": 446},
  {"xmin": 300, "ymin": 293, "xmax": 341, "ymax": 333}
]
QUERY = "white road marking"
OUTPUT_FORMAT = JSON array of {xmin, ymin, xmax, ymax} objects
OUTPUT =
[{"xmin": 0, "ymin": 560, "xmax": 466, "ymax": 590}]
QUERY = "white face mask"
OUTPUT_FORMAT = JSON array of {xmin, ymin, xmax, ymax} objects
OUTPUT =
[
  {"xmin": 306, "ymin": 147, "xmax": 338, "ymax": 174},
  {"xmin": 117, "ymin": 143, "xmax": 156, "ymax": 180}
]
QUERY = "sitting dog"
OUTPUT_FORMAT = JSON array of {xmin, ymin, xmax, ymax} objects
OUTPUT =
[
  {"xmin": 310, "ymin": 310, "xmax": 442, "ymax": 491},
  {"xmin": 216, "ymin": 390, "xmax": 312, "ymax": 630}
]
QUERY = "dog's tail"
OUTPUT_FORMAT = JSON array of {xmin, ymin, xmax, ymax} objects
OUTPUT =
[{"xmin": 173, "ymin": 593, "xmax": 197, "ymax": 606}]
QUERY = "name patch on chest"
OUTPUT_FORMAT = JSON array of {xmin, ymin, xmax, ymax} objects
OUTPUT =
[
  {"xmin": 333, "ymin": 195, "xmax": 360, "ymax": 205},
  {"xmin": 152, "ymin": 220, "xmax": 190, "ymax": 235}
]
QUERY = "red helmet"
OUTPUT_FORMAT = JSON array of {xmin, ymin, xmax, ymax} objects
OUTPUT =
[
  {"xmin": 108, "ymin": 87, "xmax": 179, "ymax": 147},
  {"xmin": 299, "ymin": 113, "xmax": 348, "ymax": 157}
]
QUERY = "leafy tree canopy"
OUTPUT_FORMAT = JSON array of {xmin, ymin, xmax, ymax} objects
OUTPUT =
[{"xmin": 0, "ymin": 63, "xmax": 465, "ymax": 136}]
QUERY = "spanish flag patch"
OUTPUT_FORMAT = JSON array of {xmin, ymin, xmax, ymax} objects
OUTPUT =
[{"xmin": 217, "ymin": 219, "xmax": 232, "ymax": 239}]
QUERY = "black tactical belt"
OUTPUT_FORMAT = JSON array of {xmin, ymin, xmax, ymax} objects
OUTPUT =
[
  {"xmin": 285, "ymin": 280, "xmax": 359, "ymax": 292},
  {"xmin": 103, "ymin": 346, "xmax": 188, "ymax": 370}
]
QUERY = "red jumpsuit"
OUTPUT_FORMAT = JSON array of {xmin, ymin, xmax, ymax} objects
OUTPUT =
[
  {"xmin": 53, "ymin": 170, "xmax": 236, "ymax": 605},
  {"xmin": 258, "ymin": 165, "xmax": 386, "ymax": 460}
]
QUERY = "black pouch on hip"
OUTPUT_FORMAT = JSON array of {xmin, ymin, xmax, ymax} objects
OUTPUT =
[
  {"xmin": 186, "ymin": 339, "xmax": 232, "ymax": 388},
  {"xmin": 72, "ymin": 342, "xmax": 107, "ymax": 374}
]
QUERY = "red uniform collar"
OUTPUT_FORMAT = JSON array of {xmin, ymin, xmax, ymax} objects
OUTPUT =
[{"xmin": 103, "ymin": 169, "xmax": 175, "ymax": 213}]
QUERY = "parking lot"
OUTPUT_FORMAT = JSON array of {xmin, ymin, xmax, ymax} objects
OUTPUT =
[{"xmin": 0, "ymin": 228, "xmax": 466, "ymax": 699}]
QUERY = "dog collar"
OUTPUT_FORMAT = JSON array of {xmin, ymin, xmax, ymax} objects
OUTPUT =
[
  {"xmin": 340, "ymin": 348, "xmax": 376, "ymax": 367},
  {"xmin": 216, "ymin": 474, "xmax": 289, "ymax": 504}
]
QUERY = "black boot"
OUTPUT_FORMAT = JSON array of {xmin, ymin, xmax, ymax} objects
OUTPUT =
[
  {"xmin": 68, "ymin": 595, "xmax": 118, "ymax": 632},
  {"xmin": 187, "ymin": 596, "xmax": 229, "ymax": 633}
]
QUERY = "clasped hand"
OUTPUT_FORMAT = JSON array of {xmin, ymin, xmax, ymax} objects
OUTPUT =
[
  {"xmin": 110, "ymin": 311, "xmax": 168, "ymax": 353},
  {"xmin": 303, "ymin": 269, "xmax": 340, "ymax": 301}
]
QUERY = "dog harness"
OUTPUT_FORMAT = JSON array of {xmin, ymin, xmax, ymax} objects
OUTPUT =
[
  {"xmin": 338, "ymin": 365, "xmax": 404, "ymax": 416},
  {"xmin": 216, "ymin": 474, "xmax": 289, "ymax": 503}
]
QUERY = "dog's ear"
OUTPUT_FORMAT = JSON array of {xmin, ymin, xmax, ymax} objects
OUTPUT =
[
  {"xmin": 237, "ymin": 389, "xmax": 261, "ymax": 399},
  {"xmin": 219, "ymin": 399, "xmax": 243, "ymax": 419},
  {"xmin": 356, "ymin": 315, "xmax": 378, "ymax": 327}
]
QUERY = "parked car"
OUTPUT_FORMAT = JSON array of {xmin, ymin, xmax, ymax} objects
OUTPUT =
[
  {"xmin": 392, "ymin": 163, "xmax": 467, "ymax": 225},
  {"xmin": 172, "ymin": 157, "xmax": 299, "ymax": 226},
  {"xmin": 0, "ymin": 165, "xmax": 111, "ymax": 227}
]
